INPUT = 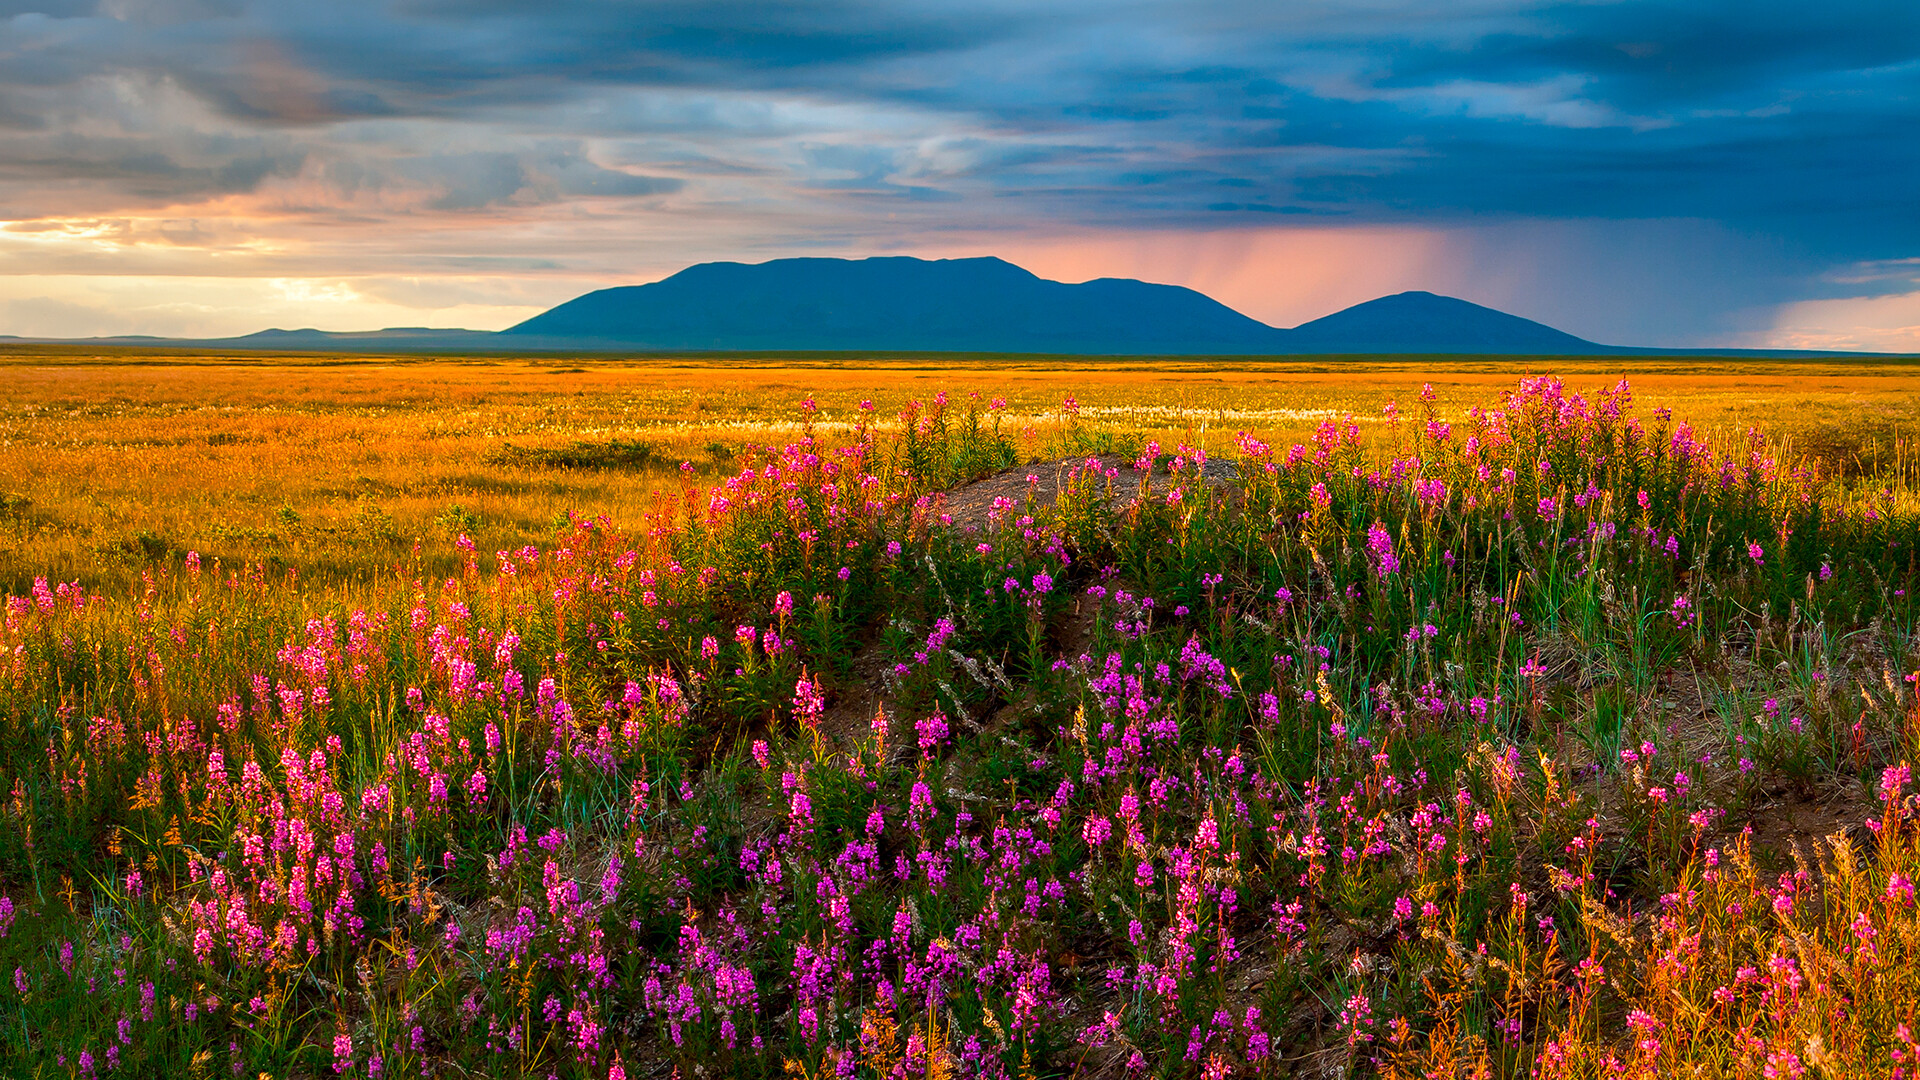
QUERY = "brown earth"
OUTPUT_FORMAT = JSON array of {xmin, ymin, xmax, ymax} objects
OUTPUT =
[{"xmin": 929, "ymin": 453, "xmax": 1242, "ymax": 533}]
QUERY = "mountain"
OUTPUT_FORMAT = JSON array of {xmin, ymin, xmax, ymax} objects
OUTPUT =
[
  {"xmin": 0, "ymin": 257, "xmax": 1894, "ymax": 355},
  {"xmin": 500, "ymin": 255, "xmax": 1624, "ymax": 354},
  {"xmin": 3, "ymin": 327, "xmax": 502, "ymax": 351},
  {"xmin": 1286, "ymin": 291, "xmax": 1603, "ymax": 354},
  {"xmin": 221, "ymin": 327, "xmax": 500, "ymax": 349},
  {"xmin": 504, "ymin": 256, "xmax": 1291, "ymax": 353}
]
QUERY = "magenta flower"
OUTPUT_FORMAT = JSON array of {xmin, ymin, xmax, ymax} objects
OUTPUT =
[{"xmin": 1366, "ymin": 522, "xmax": 1399, "ymax": 579}]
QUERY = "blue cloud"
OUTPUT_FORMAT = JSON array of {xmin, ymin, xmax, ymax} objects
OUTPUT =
[{"xmin": 0, "ymin": 0, "xmax": 1911, "ymax": 341}]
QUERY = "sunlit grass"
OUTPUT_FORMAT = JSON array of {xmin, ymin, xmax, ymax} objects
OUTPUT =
[{"xmin": 3, "ymin": 354, "xmax": 1920, "ymax": 1076}]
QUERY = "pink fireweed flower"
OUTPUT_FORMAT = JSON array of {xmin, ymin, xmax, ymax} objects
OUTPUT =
[
  {"xmin": 1366, "ymin": 522, "xmax": 1399, "ymax": 579},
  {"xmin": 1764, "ymin": 1051, "xmax": 1806, "ymax": 1080},
  {"xmin": 1340, "ymin": 994, "xmax": 1374, "ymax": 1046},
  {"xmin": 792, "ymin": 673, "xmax": 825, "ymax": 730},
  {"xmin": 907, "ymin": 780, "xmax": 934, "ymax": 828},
  {"xmin": 1882, "ymin": 763, "xmax": 1912, "ymax": 805},
  {"xmin": 1887, "ymin": 873, "xmax": 1915, "ymax": 905},
  {"xmin": 1669, "ymin": 594, "xmax": 1695, "ymax": 628},
  {"xmin": 916, "ymin": 711, "xmax": 950, "ymax": 756}
]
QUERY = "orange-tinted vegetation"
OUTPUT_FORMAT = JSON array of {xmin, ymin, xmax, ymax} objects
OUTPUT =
[{"xmin": 3, "ymin": 353, "xmax": 1920, "ymax": 1077}]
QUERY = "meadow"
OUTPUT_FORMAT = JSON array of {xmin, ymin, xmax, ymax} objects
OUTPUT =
[{"xmin": 3, "ymin": 350, "xmax": 1920, "ymax": 1078}]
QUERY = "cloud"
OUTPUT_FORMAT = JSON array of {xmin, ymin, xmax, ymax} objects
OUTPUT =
[
  {"xmin": 1746, "ymin": 290, "xmax": 1920, "ymax": 353},
  {"xmin": 0, "ymin": 273, "xmax": 556, "ymax": 336},
  {"xmin": 0, "ymin": 0, "xmax": 1909, "ymax": 343},
  {"xmin": 405, "ymin": 147, "xmax": 680, "ymax": 211}
]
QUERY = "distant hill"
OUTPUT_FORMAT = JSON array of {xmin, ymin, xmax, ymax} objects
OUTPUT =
[
  {"xmin": 1, "ymin": 257, "xmax": 1900, "ymax": 356},
  {"xmin": 222, "ymin": 327, "xmax": 501, "ymax": 349},
  {"xmin": 1286, "ymin": 291, "xmax": 1603, "ymax": 354},
  {"xmin": 504, "ymin": 256, "xmax": 1291, "ymax": 353},
  {"xmin": 501, "ymin": 256, "xmax": 1619, "ymax": 354},
  {"xmin": 6, "ymin": 327, "xmax": 502, "ymax": 351}
]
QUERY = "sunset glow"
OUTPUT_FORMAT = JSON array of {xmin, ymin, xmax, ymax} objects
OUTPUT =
[{"xmin": 0, "ymin": 3, "xmax": 1911, "ymax": 349}]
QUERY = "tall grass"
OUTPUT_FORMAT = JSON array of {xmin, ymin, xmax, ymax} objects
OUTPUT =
[{"xmin": 2, "ymin": 376, "xmax": 1919, "ymax": 1077}]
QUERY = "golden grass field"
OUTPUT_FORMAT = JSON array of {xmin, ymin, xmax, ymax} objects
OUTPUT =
[
  {"xmin": 7, "ymin": 346, "xmax": 1920, "ymax": 1076},
  {"xmin": 4, "ymin": 348, "xmax": 1918, "ymax": 594}
]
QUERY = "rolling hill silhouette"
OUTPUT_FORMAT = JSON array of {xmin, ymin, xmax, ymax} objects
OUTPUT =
[
  {"xmin": 501, "ymin": 256, "xmax": 1613, "ymax": 354},
  {"xmin": 1286, "ymin": 291, "xmax": 1602, "ymax": 353},
  {"xmin": 10, "ymin": 255, "xmax": 1892, "ymax": 356},
  {"xmin": 504, "ymin": 256, "xmax": 1292, "ymax": 353}
]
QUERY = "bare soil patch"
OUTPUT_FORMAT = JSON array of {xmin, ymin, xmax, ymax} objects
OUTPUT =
[{"xmin": 931, "ymin": 453, "xmax": 1242, "ymax": 533}]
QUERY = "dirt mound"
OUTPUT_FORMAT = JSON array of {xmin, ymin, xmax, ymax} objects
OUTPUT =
[{"xmin": 931, "ymin": 453, "xmax": 1241, "ymax": 532}]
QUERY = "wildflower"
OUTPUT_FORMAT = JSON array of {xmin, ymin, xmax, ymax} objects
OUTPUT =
[
  {"xmin": 1626, "ymin": 1009, "xmax": 1662, "ymax": 1057},
  {"xmin": 1340, "ymin": 993, "xmax": 1374, "ymax": 1046},
  {"xmin": 1366, "ymin": 522, "xmax": 1399, "ymax": 579},
  {"xmin": 1669, "ymin": 593, "xmax": 1695, "ymax": 628},
  {"xmin": 1882, "ymin": 763, "xmax": 1912, "ymax": 805},
  {"xmin": 1887, "ymin": 873, "xmax": 1915, "ymax": 905},
  {"xmin": 1764, "ymin": 1050, "xmax": 1806, "ymax": 1079},
  {"xmin": 1852, "ymin": 911, "xmax": 1879, "ymax": 949},
  {"xmin": 792, "ymin": 673, "xmax": 825, "ymax": 730},
  {"xmin": 916, "ymin": 711, "xmax": 949, "ymax": 755}
]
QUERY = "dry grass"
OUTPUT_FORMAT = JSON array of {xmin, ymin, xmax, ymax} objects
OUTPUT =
[{"xmin": 4, "ymin": 349, "xmax": 1919, "ymax": 594}]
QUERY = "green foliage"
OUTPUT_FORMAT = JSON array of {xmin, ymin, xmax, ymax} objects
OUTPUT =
[{"xmin": 3, "ymin": 377, "xmax": 1920, "ymax": 1078}]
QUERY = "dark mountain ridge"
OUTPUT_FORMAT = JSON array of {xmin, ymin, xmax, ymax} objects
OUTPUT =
[
  {"xmin": 1286, "ymin": 290, "xmax": 1602, "ymax": 353},
  {"xmin": 502, "ymin": 256, "xmax": 1609, "ymax": 355},
  {"xmin": 505, "ymin": 256, "xmax": 1290, "ymax": 353},
  {"xmin": 3, "ymin": 256, "xmax": 1901, "ymax": 356}
]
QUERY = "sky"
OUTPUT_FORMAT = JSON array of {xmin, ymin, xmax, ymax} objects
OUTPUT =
[{"xmin": 0, "ymin": 0, "xmax": 1915, "ymax": 349}]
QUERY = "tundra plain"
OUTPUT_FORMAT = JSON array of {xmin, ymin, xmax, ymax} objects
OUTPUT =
[{"xmin": 2, "ymin": 351, "xmax": 1920, "ymax": 1078}]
